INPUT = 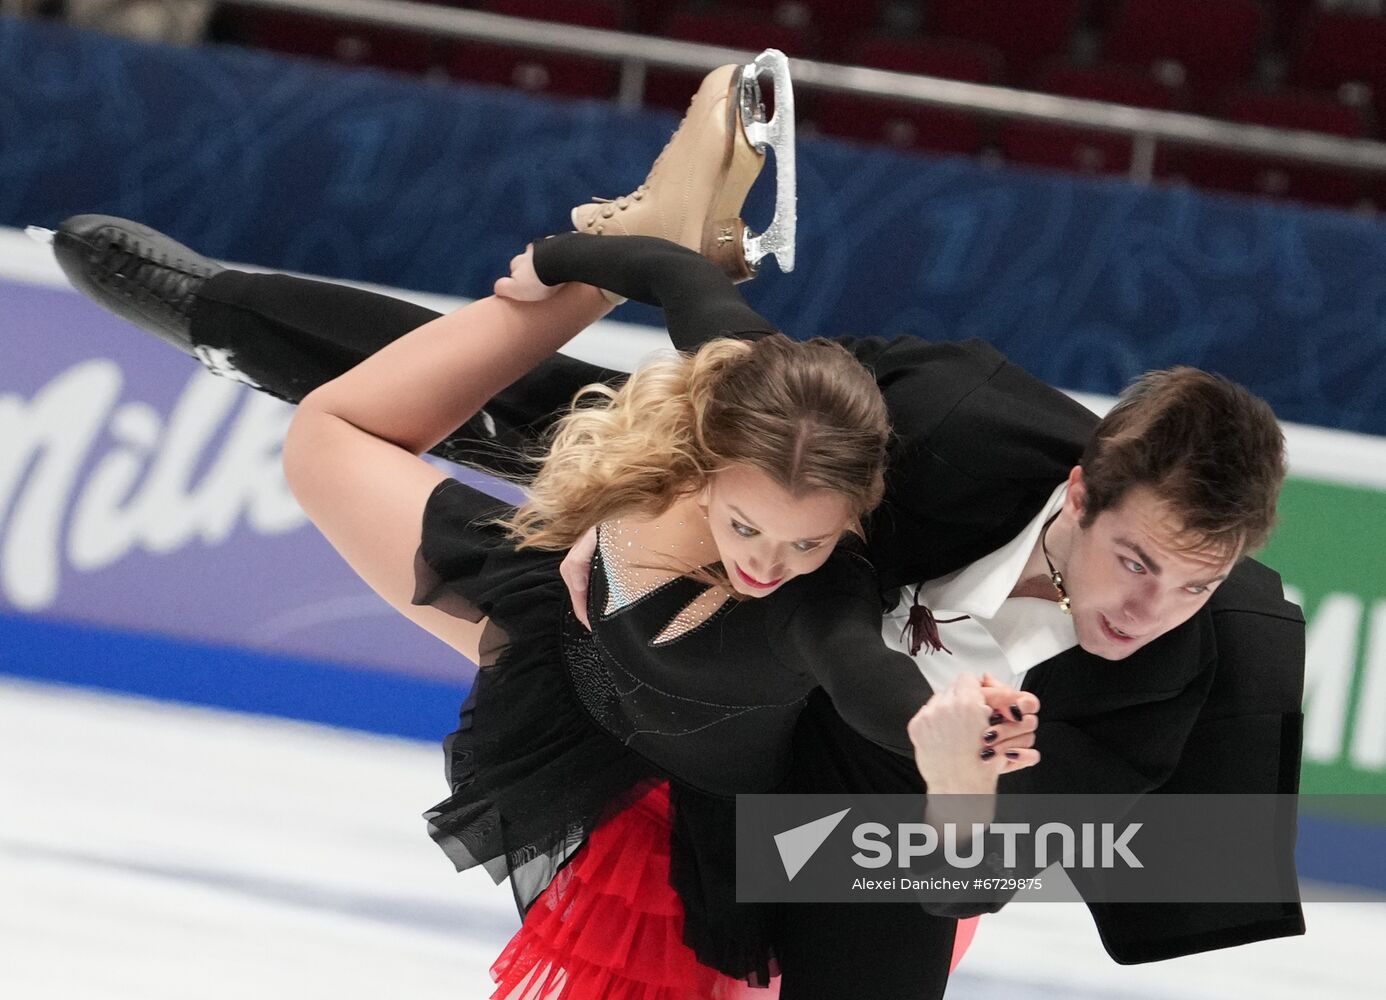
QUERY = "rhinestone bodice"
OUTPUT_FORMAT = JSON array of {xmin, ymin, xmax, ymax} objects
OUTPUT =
[{"xmin": 559, "ymin": 521, "xmax": 818, "ymax": 796}]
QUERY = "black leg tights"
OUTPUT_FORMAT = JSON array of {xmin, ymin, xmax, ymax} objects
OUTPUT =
[
  {"xmin": 775, "ymin": 902, "xmax": 956, "ymax": 1000},
  {"xmin": 191, "ymin": 270, "xmax": 621, "ymax": 479},
  {"xmin": 773, "ymin": 692, "xmax": 959, "ymax": 999},
  {"xmin": 195, "ymin": 272, "xmax": 444, "ymax": 397}
]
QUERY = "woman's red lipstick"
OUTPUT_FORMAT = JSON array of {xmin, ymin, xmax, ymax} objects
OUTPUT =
[{"xmin": 735, "ymin": 564, "xmax": 782, "ymax": 589}]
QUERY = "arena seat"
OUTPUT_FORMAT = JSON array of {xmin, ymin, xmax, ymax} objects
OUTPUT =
[
  {"xmin": 447, "ymin": 0, "xmax": 623, "ymax": 99},
  {"xmin": 1181, "ymin": 88, "xmax": 1369, "ymax": 209},
  {"xmin": 210, "ymin": 6, "xmax": 438, "ymax": 75},
  {"xmin": 928, "ymin": 0, "xmax": 1083, "ymax": 85},
  {"xmin": 1104, "ymin": 0, "xmax": 1263, "ymax": 106},
  {"xmin": 812, "ymin": 36, "xmax": 1002, "ymax": 156},
  {"xmin": 785, "ymin": 0, "xmax": 883, "ymax": 59},
  {"xmin": 1288, "ymin": 8, "xmax": 1386, "ymax": 133},
  {"xmin": 998, "ymin": 62, "xmax": 1181, "ymax": 176},
  {"xmin": 643, "ymin": 7, "xmax": 813, "ymax": 114}
]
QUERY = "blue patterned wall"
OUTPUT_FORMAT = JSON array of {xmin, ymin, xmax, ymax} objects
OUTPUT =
[{"xmin": 5, "ymin": 16, "xmax": 1386, "ymax": 434}]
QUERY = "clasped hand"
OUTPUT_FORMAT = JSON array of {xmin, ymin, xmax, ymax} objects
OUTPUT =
[
  {"xmin": 909, "ymin": 673, "xmax": 1040, "ymax": 795},
  {"xmin": 493, "ymin": 244, "xmax": 558, "ymax": 302}
]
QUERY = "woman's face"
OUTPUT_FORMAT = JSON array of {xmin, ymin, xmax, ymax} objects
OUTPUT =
[{"xmin": 702, "ymin": 463, "xmax": 856, "ymax": 597}]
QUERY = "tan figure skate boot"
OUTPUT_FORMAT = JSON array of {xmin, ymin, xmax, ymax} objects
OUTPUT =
[{"xmin": 572, "ymin": 49, "xmax": 797, "ymax": 282}]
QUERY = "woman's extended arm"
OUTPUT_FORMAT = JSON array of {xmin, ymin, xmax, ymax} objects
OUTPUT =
[
  {"xmin": 769, "ymin": 545, "xmax": 1039, "ymax": 784},
  {"xmin": 282, "ymin": 283, "xmax": 613, "ymax": 662},
  {"xmin": 531, "ymin": 233, "xmax": 777, "ymax": 349}
]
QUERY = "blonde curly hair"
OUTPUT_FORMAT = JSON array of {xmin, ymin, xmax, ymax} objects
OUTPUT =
[{"xmin": 502, "ymin": 333, "xmax": 890, "ymax": 550}]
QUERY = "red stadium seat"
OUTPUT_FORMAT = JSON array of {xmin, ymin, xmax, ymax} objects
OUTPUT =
[
  {"xmin": 681, "ymin": 0, "xmax": 881, "ymax": 58},
  {"xmin": 484, "ymin": 0, "xmax": 624, "ymax": 29},
  {"xmin": 843, "ymin": 34, "xmax": 999, "ymax": 76},
  {"xmin": 659, "ymin": 6, "xmax": 813, "ymax": 55},
  {"xmin": 448, "ymin": 0, "xmax": 623, "ymax": 99},
  {"xmin": 789, "ymin": 0, "xmax": 883, "ymax": 59},
  {"xmin": 812, "ymin": 36, "xmax": 1002, "ymax": 156},
  {"xmin": 1086, "ymin": 0, "xmax": 1124, "ymax": 28},
  {"xmin": 644, "ymin": 8, "xmax": 813, "ymax": 114},
  {"xmin": 212, "ymin": 7, "xmax": 438, "ymax": 75},
  {"xmin": 1105, "ymin": 0, "xmax": 1263, "ymax": 106},
  {"xmin": 1288, "ymin": 9, "xmax": 1386, "ymax": 120},
  {"xmin": 1268, "ymin": 0, "xmax": 1318, "ymax": 52},
  {"xmin": 928, "ymin": 0, "xmax": 1083, "ymax": 84},
  {"xmin": 999, "ymin": 63, "xmax": 1181, "ymax": 177},
  {"xmin": 1181, "ymin": 89, "xmax": 1368, "ymax": 209}
]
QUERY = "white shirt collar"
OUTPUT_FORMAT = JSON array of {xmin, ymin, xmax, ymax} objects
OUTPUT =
[
  {"xmin": 915, "ymin": 482, "xmax": 1069, "ymax": 620},
  {"xmin": 885, "ymin": 483, "xmax": 1077, "ymax": 682}
]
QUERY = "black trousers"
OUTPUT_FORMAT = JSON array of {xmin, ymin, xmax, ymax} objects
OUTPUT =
[{"xmin": 189, "ymin": 269, "xmax": 959, "ymax": 1000}]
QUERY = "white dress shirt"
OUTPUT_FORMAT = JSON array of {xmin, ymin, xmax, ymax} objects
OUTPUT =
[{"xmin": 881, "ymin": 483, "xmax": 1078, "ymax": 693}]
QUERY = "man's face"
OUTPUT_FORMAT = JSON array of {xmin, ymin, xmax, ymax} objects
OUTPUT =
[{"xmin": 1059, "ymin": 476, "xmax": 1238, "ymax": 661}]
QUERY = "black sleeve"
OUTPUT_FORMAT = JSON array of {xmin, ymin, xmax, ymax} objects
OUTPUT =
[
  {"xmin": 769, "ymin": 545, "xmax": 934, "ymax": 756},
  {"xmin": 816, "ymin": 336, "xmax": 1096, "ymax": 591},
  {"xmin": 531, "ymin": 232, "xmax": 776, "ymax": 350},
  {"xmin": 1077, "ymin": 582, "xmax": 1306, "ymax": 963}
]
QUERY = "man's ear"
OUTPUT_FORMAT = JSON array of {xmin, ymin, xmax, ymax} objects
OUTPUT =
[{"xmin": 1065, "ymin": 465, "xmax": 1088, "ymax": 520}]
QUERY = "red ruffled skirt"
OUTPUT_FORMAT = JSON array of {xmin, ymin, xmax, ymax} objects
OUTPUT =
[{"xmin": 491, "ymin": 781, "xmax": 774, "ymax": 1000}]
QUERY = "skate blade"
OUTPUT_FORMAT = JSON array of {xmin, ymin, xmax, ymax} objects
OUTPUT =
[
  {"xmin": 739, "ymin": 49, "xmax": 796, "ymax": 274},
  {"xmin": 25, "ymin": 226, "xmax": 56, "ymax": 245}
]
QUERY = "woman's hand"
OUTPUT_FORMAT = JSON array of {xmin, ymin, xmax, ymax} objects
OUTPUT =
[
  {"xmin": 978, "ymin": 673, "xmax": 1040, "ymax": 772},
  {"xmin": 561, "ymin": 525, "xmax": 599, "ymax": 629},
  {"xmin": 494, "ymin": 244, "xmax": 562, "ymax": 302}
]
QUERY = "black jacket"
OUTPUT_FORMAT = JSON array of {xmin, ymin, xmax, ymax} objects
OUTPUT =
[{"xmin": 839, "ymin": 334, "xmax": 1306, "ymax": 962}]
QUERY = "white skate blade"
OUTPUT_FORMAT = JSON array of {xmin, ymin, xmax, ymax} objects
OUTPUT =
[
  {"xmin": 740, "ymin": 49, "xmax": 796, "ymax": 273},
  {"xmin": 25, "ymin": 226, "xmax": 55, "ymax": 245}
]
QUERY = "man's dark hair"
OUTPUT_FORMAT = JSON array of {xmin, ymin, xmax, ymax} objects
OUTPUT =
[{"xmin": 1079, "ymin": 367, "xmax": 1286, "ymax": 557}]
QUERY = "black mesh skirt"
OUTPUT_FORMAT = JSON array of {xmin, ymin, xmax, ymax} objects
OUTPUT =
[{"xmin": 413, "ymin": 478, "xmax": 775, "ymax": 983}]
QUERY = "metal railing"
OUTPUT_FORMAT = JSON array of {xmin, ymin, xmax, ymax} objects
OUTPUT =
[{"xmin": 214, "ymin": 0, "xmax": 1386, "ymax": 182}]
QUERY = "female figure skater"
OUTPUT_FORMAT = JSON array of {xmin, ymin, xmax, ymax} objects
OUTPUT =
[{"xmin": 50, "ymin": 213, "xmax": 1043, "ymax": 994}]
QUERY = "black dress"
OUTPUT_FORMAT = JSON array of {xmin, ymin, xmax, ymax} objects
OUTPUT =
[{"xmin": 410, "ymin": 475, "xmax": 933, "ymax": 984}]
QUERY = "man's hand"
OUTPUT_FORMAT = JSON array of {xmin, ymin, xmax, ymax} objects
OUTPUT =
[
  {"xmin": 494, "ymin": 244, "xmax": 561, "ymax": 302},
  {"xmin": 561, "ymin": 526, "xmax": 598, "ymax": 629}
]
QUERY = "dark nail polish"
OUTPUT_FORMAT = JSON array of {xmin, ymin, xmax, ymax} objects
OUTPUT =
[
  {"xmin": 1010, "ymin": 704, "xmax": 1024, "ymax": 722},
  {"xmin": 983, "ymin": 730, "xmax": 998, "ymax": 744},
  {"xmin": 980, "ymin": 747, "xmax": 996, "ymax": 760},
  {"xmin": 1004, "ymin": 750, "xmax": 1020, "ymax": 760},
  {"xmin": 989, "ymin": 711, "xmax": 1005, "ymax": 726}
]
